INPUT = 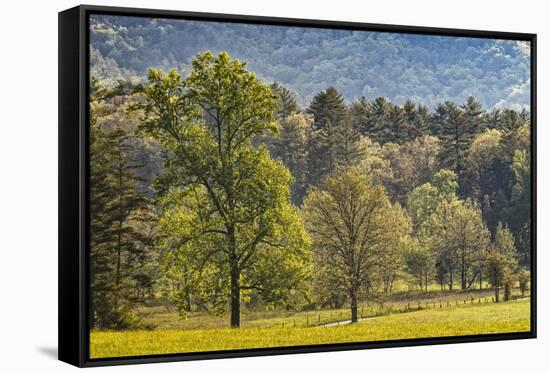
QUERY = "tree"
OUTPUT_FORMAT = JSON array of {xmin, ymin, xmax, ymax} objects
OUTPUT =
[
  {"xmin": 404, "ymin": 241, "xmax": 433, "ymax": 292},
  {"xmin": 504, "ymin": 149, "xmax": 531, "ymax": 264},
  {"xmin": 89, "ymin": 82, "xmax": 152, "ymax": 330},
  {"xmin": 429, "ymin": 199, "xmax": 490, "ymax": 290},
  {"xmin": 267, "ymin": 113, "xmax": 313, "ymax": 205},
  {"xmin": 379, "ymin": 204, "xmax": 410, "ymax": 294},
  {"xmin": 407, "ymin": 169, "xmax": 457, "ymax": 231},
  {"xmin": 484, "ymin": 250, "xmax": 507, "ymax": 302},
  {"xmin": 306, "ymin": 87, "xmax": 350, "ymax": 187},
  {"xmin": 133, "ymin": 52, "xmax": 312, "ymax": 327},
  {"xmin": 436, "ymin": 100, "xmax": 475, "ymax": 195},
  {"xmin": 367, "ymin": 97, "xmax": 389, "ymax": 144},
  {"xmin": 350, "ymin": 96, "xmax": 373, "ymax": 137},
  {"xmin": 382, "ymin": 135, "xmax": 440, "ymax": 204},
  {"xmin": 464, "ymin": 129, "xmax": 503, "ymax": 232},
  {"xmin": 495, "ymin": 222, "xmax": 518, "ymax": 262},
  {"xmin": 303, "ymin": 167, "xmax": 407, "ymax": 323},
  {"xmin": 333, "ymin": 116, "xmax": 365, "ymax": 168},
  {"xmin": 306, "ymin": 86, "xmax": 348, "ymax": 130},
  {"xmin": 485, "ymin": 223, "xmax": 519, "ymax": 302},
  {"xmin": 461, "ymin": 96, "xmax": 485, "ymax": 135},
  {"xmin": 518, "ymin": 269, "xmax": 530, "ymax": 297},
  {"xmin": 270, "ymin": 81, "xmax": 300, "ymax": 120}
]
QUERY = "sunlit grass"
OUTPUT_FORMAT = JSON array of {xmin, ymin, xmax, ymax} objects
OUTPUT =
[
  {"xmin": 90, "ymin": 299, "xmax": 530, "ymax": 358},
  {"xmin": 137, "ymin": 288, "xmax": 515, "ymax": 330}
]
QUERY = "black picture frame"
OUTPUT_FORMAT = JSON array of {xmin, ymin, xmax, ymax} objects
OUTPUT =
[{"xmin": 59, "ymin": 4, "xmax": 537, "ymax": 367}]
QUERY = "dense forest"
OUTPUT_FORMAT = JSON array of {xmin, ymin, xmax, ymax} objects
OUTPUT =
[
  {"xmin": 90, "ymin": 15, "xmax": 530, "ymax": 110},
  {"xmin": 89, "ymin": 50, "xmax": 531, "ymax": 330}
]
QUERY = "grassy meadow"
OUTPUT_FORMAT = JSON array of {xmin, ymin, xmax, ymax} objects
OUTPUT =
[{"xmin": 90, "ymin": 299, "xmax": 530, "ymax": 358}]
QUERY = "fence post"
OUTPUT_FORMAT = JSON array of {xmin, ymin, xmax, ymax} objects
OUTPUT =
[
  {"xmin": 307, "ymin": 315, "xmax": 309, "ymax": 326},
  {"xmin": 318, "ymin": 314, "xmax": 321, "ymax": 323}
]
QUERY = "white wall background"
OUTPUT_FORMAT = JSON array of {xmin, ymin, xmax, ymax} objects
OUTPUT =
[{"xmin": 0, "ymin": 0, "xmax": 546, "ymax": 370}]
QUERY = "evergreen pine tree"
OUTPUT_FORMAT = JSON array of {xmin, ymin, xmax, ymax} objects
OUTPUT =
[
  {"xmin": 270, "ymin": 81, "xmax": 300, "ymax": 120},
  {"xmin": 89, "ymin": 87, "xmax": 152, "ymax": 330},
  {"xmin": 437, "ymin": 102, "xmax": 473, "ymax": 196},
  {"xmin": 306, "ymin": 87, "xmax": 348, "ymax": 130}
]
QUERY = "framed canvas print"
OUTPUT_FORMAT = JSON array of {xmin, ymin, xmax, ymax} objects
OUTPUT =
[{"xmin": 58, "ymin": 5, "xmax": 537, "ymax": 367}]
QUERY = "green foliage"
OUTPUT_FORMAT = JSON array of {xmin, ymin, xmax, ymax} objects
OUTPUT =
[
  {"xmin": 305, "ymin": 87, "xmax": 354, "ymax": 187},
  {"xmin": 270, "ymin": 81, "xmax": 300, "ymax": 120},
  {"xmin": 265, "ymin": 113, "xmax": 313, "ymax": 205},
  {"xmin": 382, "ymin": 136, "xmax": 441, "ymax": 204},
  {"xmin": 518, "ymin": 269, "xmax": 530, "ymax": 297},
  {"xmin": 306, "ymin": 87, "xmax": 348, "ymax": 130},
  {"xmin": 436, "ymin": 101, "xmax": 472, "ymax": 195},
  {"xmin": 407, "ymin": 169, "xmax": 458, "ymax": 230},
  {"xmin": 133, "ymin": 52, "xmax": 312, "ymax": 327},
  {"xmin": 485, "ymin": 224, "xmax": 519, "ymax": 302},
  {"xmin": 89, "ymin": 83, "xmax": 153, "ymax": 330},
  {"xmin": 404, "ymin": 241, "xmax": 433, "ymax": 291},
  {"xmin": 428, "ymin": 199, "xmax": 490, "ymax": 291},
  {"xmin": 303, "ymin": 167, "xmax": 409, "ymax": 322}
]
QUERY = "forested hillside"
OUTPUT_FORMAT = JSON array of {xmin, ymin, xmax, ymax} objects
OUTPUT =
[{"xmin": 90, "ymin": 15, "xmax": 530, "ymax": 109}]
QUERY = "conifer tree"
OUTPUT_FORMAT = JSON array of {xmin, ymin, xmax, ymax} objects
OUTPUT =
[
  {"xmin": 89, "ymin": 87, "xmax": 151, "ymax": 330},
  {"xmin": 437, "ymin": 102, "xmax": 472, "ymax": 196},
  {"xmin": 270, "ymin": 81, "xmax": 300, "ymax": 120},
  {"xmin": 306, "ymin": 87, "xmax": 348, "ymax": 130}
]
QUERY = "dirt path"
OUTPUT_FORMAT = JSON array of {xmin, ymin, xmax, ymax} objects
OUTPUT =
[{"xmin": 317, "ymin": 316, "xmax": 378, "ymax": 328}]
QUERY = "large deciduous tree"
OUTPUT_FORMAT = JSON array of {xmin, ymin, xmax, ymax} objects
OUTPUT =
[
  {"xmin": 303, "ymin": 167, "xmax": 408, "ymax": 323},
  {"xmin": 133, "ymin": 52, "xmax": 311, "ymax": 328}
]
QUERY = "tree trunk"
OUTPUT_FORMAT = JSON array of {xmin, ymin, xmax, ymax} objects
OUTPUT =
[
  {"xmin": 495, "ymin": 286, "xmax": 500, "ymax": 303},
  {"xmin": 184, "ymin": 286, "xmax": 192, "ymax": 312},
  {"xmin": 230, "ymin": 262, "xmax": 241, "ymax": 328},
  {"xmin": 479, "ymin": 270, "xmax": 483, "ymax": 290},
  {"xmin": 228, "ymin": 224, "xmax": 241, "ymax": 328},
  {"xmin": 424, "ymin": 273, "xmax": 428, "ymax": 292},
  {"xmin": 350, "ymin": 291, "xmax": 358, "ymax": 323},
  {"xmin": 504, "ymin": 283, "xmax": 511, "ymax": 301},
  {"xmin": 448, "ymin": 266, "xmax": 453, "ymax": 291}
]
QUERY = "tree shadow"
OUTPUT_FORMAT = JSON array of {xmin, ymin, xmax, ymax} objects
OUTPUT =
[{"xmin": 37, "ymin": 346, "xmax": 58, "ymax": 360}]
